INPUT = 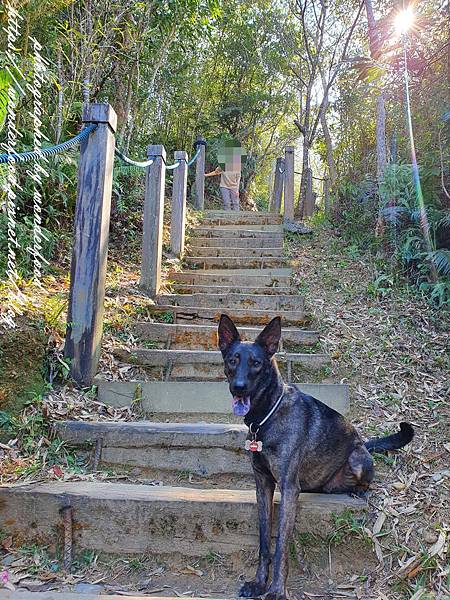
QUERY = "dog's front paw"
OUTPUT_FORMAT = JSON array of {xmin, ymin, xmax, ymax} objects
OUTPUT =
[
  {"xmin": 239, "ymin": 580, "xmax": 267, "ymax": 598},
  {"xmin": 264, "ymin": 591, "xmax": 287, "ymax": 600}
]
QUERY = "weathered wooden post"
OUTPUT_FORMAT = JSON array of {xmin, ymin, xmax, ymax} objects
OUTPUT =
[
  {"xmin": 272, "ymin": 157, "xmax": 284, "ymax": 214},
  {"xmin": 194, "ymin": 135, "xmax": 206, "ymax": 210},
  {"xmin": 284, "ymin": 146, "xmax": 294, "ymax": 220},
  {"xmin": 170, "ymin": 150, "xmax": 188, "ymax": 257},
  {"xmin": 140, "ymin": 144, "xmax": 166, "ymax": 295},
  {"xmin": 268, "ymin": 162, "xmax": 275, "ymax": 211},
  {"xmin": 65, "ymin": 103, "xmax": 117, "ymax": 387}
]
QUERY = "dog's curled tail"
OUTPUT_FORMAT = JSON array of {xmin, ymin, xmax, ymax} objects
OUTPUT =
[{"xmin": 365, "ymin": 422, "xmax": 414, "ymax": 454}]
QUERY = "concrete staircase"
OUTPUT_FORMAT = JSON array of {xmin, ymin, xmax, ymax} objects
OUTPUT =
[{"xmin": 0, "ymin": 210, "xmax": 364, "ymax": 574}]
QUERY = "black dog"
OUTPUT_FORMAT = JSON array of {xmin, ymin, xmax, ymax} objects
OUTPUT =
[{"xmin": 218, "ymin": 314, "xmax": 414, "ymax": 600}]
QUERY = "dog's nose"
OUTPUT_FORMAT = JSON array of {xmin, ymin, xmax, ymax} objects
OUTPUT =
[{"xmin": 232, "ymin": 382, "xmax": 247, "ymax": 395}]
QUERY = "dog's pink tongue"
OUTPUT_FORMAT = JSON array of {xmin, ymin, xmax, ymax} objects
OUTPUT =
[{"xmin": 232, "ymin": 396, "xmax": 251, "ymax": 416}]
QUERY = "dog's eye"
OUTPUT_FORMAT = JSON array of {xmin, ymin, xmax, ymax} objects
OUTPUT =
[
  {"xmin": 228, "ymin": 357, "xmax": 237, "ymax": 366},
  {"xmin": 252, "ymin": 359, "xmax": 261, "ymax": 367}
]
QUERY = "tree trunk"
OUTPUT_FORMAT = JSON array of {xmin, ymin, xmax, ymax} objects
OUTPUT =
[
  {"xmin": 364, "ymin": 0, "xmax": 387, "ymax": 181},
  {"xmin": 82, "ymin": 0, "xmax": 93, "ymax": 110},
  {"xmin": 324, "ymin": 176, "xmax": 331, "ymax": 215},
  {"xmin": 375, "ymin": 91, "xmax": 387, "ymax": 180},
  {"xmin": 304, "ymin": 167, "xmax": 314, "ymax": 217},
  {"xmin": 56, "ymin": 43, "xmax": 64, "ymax": 143},
  {"xmin": 298, "ymin": 142, "xmax": 309, "ymax": 218},
  {"xmin": 319, "ymin": 77, "xmax": 337, "ymax": 188}
]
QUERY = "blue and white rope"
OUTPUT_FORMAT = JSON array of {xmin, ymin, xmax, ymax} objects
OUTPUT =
[{"xmin": 0, "ymin": 124, "xmax": 97, "ymax": 164}]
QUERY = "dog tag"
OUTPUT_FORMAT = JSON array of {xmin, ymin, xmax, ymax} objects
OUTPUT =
[{"xmin": 245, "ymin": 439, "xmax": 263, "ymax": 452}]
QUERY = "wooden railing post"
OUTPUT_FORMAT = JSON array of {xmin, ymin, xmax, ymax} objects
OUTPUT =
[
  {"xmin": 140, "ymin": 144, "xmax": 166, "ymax": 295},
  {"xmin": 284, "ymin": 146, "xmax": 294, "ymax": 220},
  {"xmin": 272, "ymin": 157, "xmax": 284, "ymax": 214},
  {"xmin": 171, "ymin": 150, "xmax": 188, "ymax": 257},
  {"xmin": 65, "ymin": 103, "xmax": 117, "ymax": 387},
  {"xmin": 194, "ymin": 135, "xmax": 205, "ymax": 210},
  {"xmin": 268, "ymin": 161, "xmax": 274, "ymax": 211}
]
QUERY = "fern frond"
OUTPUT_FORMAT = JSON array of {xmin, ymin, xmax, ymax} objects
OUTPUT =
[{"xmin": 429, "ymin": 250, "xmax": 450, "ymax": 276}]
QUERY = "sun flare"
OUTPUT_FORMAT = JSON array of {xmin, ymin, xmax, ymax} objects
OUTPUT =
[{"xmin": 394, "ymin": 6, "xmax": 414, "ymax": 36}]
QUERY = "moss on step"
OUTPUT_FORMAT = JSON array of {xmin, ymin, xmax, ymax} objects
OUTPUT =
[{"xmin": 0, "ymin": 320, "xmax": 47, "ymax": 424}]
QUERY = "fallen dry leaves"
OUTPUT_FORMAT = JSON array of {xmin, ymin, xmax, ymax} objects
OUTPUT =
[{"xmin": 289, "ymin": 229, "xmax": 449, "ymax": 599}]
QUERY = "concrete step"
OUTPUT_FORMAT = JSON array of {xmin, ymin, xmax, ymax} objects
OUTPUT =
[
  {"xmin": 211, "ymin": 224, "xmax": 282, "ymax": 231},
  {"xmin": 190, "ymin": 236, "xmax": 283, "ymax": 248},
  {"xmin": 201, "ymin": 215, "xmax": 283, "ymax": 226},
  {"xmin": 167, "ymin": 268, "xmax": 292, "ymax": 287},
  {"xmin": 54, "ymin": 421, "xmax": 250, "ymax": 478},
  {"xmin": 204, "ymin": 210, "xmax": 272, "ymax": 215},
  {"xmin": 193, "ymin": 227, "xmax": 283, "ymax": 238},
  {"xmin": 95, "ymin": 380, "xmax": 350, "ymax": 416},
  {"xmin": 183, "ymin": 256, "xmax": 288, "ymax": 269},
  {"xmin": 155, "ymin": 293, "xmax": 304, "ymax": 311},
  {"xmin": 134, "ymin": 322, "xmax": 319, "ymax": 349},
  {"xmin": 0, "ymin": 482, "xmax": 365, "ymax": 556},
  {"xmin": 146, "ymin": 304, "xmax": 307, "ymax": 325},
  {"xmin": 56, "ymin": 420, "xmax": 353, "ymax": 481},
  {"xmin": 113, "ymin": 348, "xmax": 329, "ymax": 378},
  {"xmin": 170, "ymin": 283, "xmax": 294, "ymax": 295},
  {"xmin": 187, "ymin": 246, "xmax": 283, "ymax": 257}
]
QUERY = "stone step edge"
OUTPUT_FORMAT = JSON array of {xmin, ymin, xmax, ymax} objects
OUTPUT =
[
  {"xmin": 186, "ymin": 248, "xmax": 284, "ymax": 256},
  {"xmin": 192, "ymin": 229, "xmax": 283, "ymax": 237},
  {"xmin": 146, "ymin": 305, "xmax": 307, "ymax": 325},
  {"xmin": 0, "ymin": 482, "xmax": 365, "ymax": 557},
  {"xmin": 0, "ymin": 480, "xmax": 366, "ymax": 514},
  {"xmin": 168, "ymin": 268, "xmax": 293, "ymax": 276},
  {"xmin": 54, "ymin": 420, "xmax": 248, "ymax": 447},
  {"xmin": 153, "ymin": 293, "xmax": 304, "ymax": 309},
  {"xmin": 134, "ymin": 322, "xmax": 319, "ymax": 346},
  {"xmin": 93, "ymin": 380, "xmax": 349, "ymax": 416},
  {"xmin": 190, "ymin": 236, "xmax": 284, "ymax": 244},
  {"xmin": 184, "ymin": 256, "xmax": 289, "ymax": 263},
  {"xmin": 113, "ymin": 348, "xmax": 328, "ymax": 366},
  {"xmin": 169, "ymin": 284, "xmax": 294, "ymax": 295}
]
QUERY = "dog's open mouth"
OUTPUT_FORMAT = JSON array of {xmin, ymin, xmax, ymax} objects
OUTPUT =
[{"xmin": 232, "ymin": 396, "xmax": 251, "ymax": 416}]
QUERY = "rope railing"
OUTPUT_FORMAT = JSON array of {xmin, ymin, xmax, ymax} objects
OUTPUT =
[
  {"xmin": 114, "ymin": 148, "xmax": 154, "ymax": 168},
  {"xmin": 0, "ymin": 124, "xmax": 98, "ymax": 164},
  {"xmin": 165, "ymin": 159, "xmax": 182, "ymax": 170},
  {"xmin": 187, "ymin": 144, "xmax": 202, "ymax": 166},
  {"xmin": 115, "ymin": 139, "xmax": 206, "ymax": 171}
]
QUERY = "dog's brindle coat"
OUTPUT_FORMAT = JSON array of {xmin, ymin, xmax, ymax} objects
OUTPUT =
[{"xmin": 218, "ymin": 314, "xmax": 414, "ymax": 600}]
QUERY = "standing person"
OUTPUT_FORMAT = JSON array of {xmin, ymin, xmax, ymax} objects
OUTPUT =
[{"xmin": 205, "ymin": 141, "xmax": 244, "ymax": 211}]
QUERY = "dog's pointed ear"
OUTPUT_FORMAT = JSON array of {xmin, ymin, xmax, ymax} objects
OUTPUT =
[
  {"xmin": 218, "ymin": 314, "xmax": 241, "ymax": 356},
  {"xmin": 255, "ymin": 317, "xmax": 281, "ymax": 357}
]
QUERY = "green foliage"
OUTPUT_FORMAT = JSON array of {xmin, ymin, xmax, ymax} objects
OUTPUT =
[
  {"xmin": 0, "ymin": 67, "xmax": 18, "ymax": 131},
  {"xmin": 337, "ymin": 162, "xmax": 449, "ymax": 308},
  {"xmin": 367, "ymin": 273, "xmax": 395, "ymax": 299},
  {"xmin": 329, "ymin": 509, "xmax": 370, "ymax": 546},
  {"xmin": 0, "ymin": 213, "xmax": 55, "ymax": 278}
]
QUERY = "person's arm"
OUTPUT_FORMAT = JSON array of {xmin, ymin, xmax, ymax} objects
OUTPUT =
[{"xmin": 204, "ymin": 166, "xmax": 222, "ymax": 177}]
